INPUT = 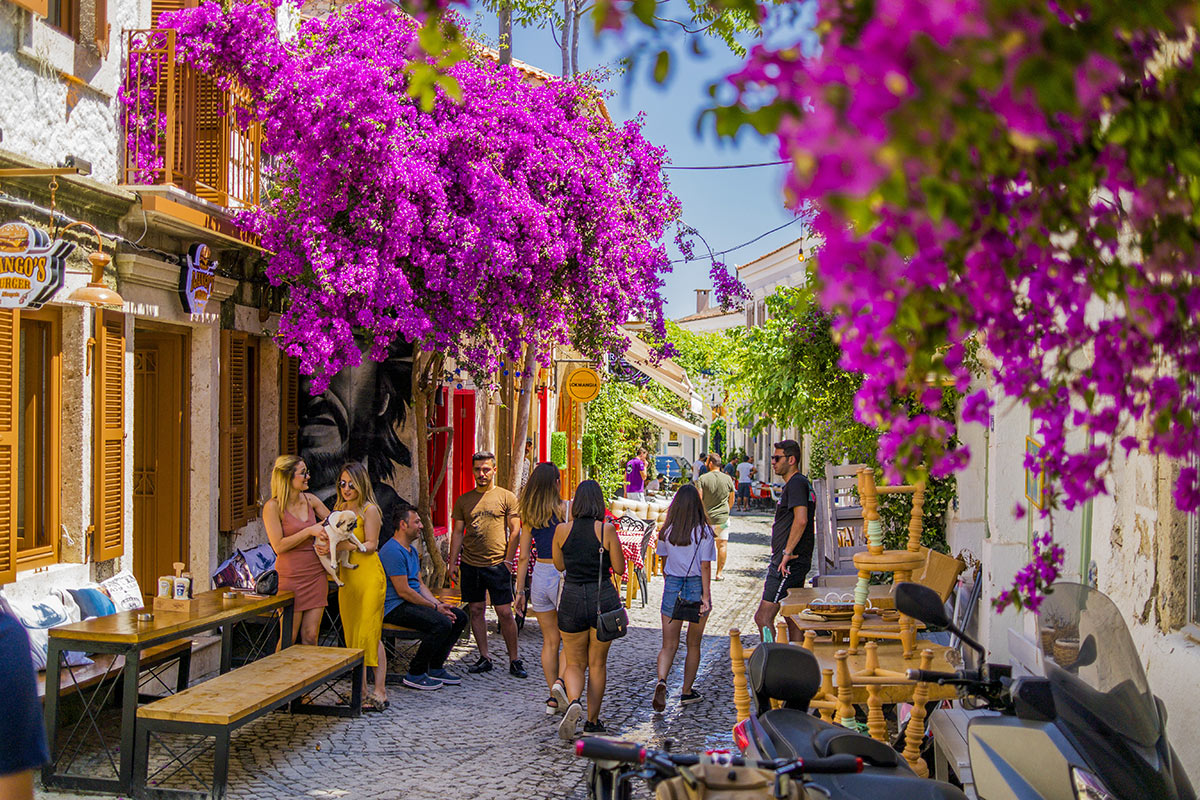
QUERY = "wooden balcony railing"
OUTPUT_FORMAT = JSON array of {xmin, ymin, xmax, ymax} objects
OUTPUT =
[{"xmin": 122, "ymin": 28, "xmax": 263, "ymax": 209}]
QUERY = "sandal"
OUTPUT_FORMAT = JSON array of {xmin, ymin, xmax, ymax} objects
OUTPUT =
[
  {"xmin": 652, "ymin": 679, "xmax": 667, "ymax": 713},
  {"xmin": 363, "ymin": 695, "xmax": 386, "ymax": 713},
  {"xmin": 545, "ymin": 696, "xmax": 559, "ymax": 715},
  {"xmin": 551, "ymin": 678, "xmax": 568, "ymax": 710}
]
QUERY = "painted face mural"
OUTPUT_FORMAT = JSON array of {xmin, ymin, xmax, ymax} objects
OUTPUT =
[{"xmin": 298, "ymin": 337, "xmax": 414, "ymax": 537}]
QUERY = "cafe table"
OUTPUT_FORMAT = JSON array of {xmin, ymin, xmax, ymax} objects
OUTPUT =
[
  {"xmin": 785, "ymin": 611, "xmax": 925, "ymax": 646},
  {"xmin": 42, "ymin": 589, "xmax": 295, "ymax": 794},
  {"xmin": 779, "ymin": 584, "xmax": 895, "ymax": 618}
]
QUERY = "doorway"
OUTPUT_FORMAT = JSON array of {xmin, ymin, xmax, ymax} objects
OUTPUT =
[{"xmin": 133, "ymin": 328, "xmax": 188, "ymax": 600}]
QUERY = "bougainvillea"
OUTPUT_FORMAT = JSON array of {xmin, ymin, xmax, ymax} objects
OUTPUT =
[
  {"xmin": 702, "ymin": 1, "xmax": 1200, "ymax": 609},
  {"xmin": 118, "ymin": 31, "xmax": 168, "ymax": 184},
  {"xmin": 158, "ymin": 0, "xmax": 679, "ymax": 391},
  {"xmin": 994, "ymin": 532, "xmax": 1066, "ymax": 614}
]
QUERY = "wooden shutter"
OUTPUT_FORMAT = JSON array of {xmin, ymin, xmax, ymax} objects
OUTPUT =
[
  {"xmin": 150, "ymin": 0, "xmax": 192, "ymax": 26},
  {"xmin": 219, "ymin": 330, "xmax": 251, "ymax": 530},
  {"xmin": 279, "ymin": 354, "xmax": 300, "ymax": 455},
  {"xmin": 0, "ymin": 310, "xmax": 18, "ymax": 585},
  {"xmin": 11, "ymin": 0, "xmax": 49, "ymax": 18},
  {"xmin": 93, "ymin": 0, "xmax": 109, "ymax": 56},
  {"xmin": 94, "ymin": 310, "xmax": 126, "ymax": 562}
]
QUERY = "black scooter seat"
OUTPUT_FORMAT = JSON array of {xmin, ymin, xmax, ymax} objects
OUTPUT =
[{"xmin": 761, "ymin": 708, "xmax": 903, "ymax": 768}]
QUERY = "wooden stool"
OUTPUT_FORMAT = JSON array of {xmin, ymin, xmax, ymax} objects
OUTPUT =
[{"xmin": 849, "ymin": 468, "xmax": 926, "ymax": 656}]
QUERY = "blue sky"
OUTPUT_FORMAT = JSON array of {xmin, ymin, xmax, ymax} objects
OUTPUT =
[{"xmin": 466, "ymin": 3, "xmax": 816, "ymax": 319}]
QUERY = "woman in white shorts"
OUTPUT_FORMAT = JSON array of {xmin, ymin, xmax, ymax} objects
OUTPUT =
[{"xmin": 515, "ymin": 462, "xmax": 570, "ymax": 714}]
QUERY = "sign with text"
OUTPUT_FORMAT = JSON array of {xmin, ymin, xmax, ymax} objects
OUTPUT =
[
  {"xmin": 565, "ymin": 367, "xmax": 601, "ymax": 403},
  {"xmin": 180, "ymin": 243, "xmax": 217, "ymax": 314},
  {"xmin": 0, "ymin": 221, "xmax": 73, "ymax": 309}
]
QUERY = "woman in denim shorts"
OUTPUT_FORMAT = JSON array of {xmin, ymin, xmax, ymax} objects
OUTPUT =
[
  {"xmin": 514, "ymin": 463, "xmax": 570, "ymax": 715},
  {"xmin": 651, "ymin": 484, "xmax": 715, "ymax": 711}
]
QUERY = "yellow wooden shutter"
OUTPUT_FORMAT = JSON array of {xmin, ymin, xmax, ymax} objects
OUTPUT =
[
  {"xmin": 219, "ymin": 330, "xmax": 250, "ymax": 530},
  {"xmin": 94, "ymin": 310, "xmax": 126, "ymax": 562},
  {"xmin": 279, "ymin": 354, "xmax": 299, "ymax": 456},
  {"xmin": 93, "ymin": 0, "xmax": 109, "ymax": 57},
  {"xmin": 11, "ymin": 0, "xmax": 49, "ymax": 18},
  {"xmin": 0, "ymin": 310, "xmax": 18, "ymax": 585}
]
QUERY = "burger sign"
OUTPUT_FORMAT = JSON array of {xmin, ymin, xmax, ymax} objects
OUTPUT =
[{"xmin": 0, "ymin": 222, "xmax": 73, "ymax": 309}]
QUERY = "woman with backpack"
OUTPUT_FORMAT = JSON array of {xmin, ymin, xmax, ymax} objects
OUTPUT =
[{"xmin": 651, "ymin": 483, "xmax": 715, "ymax": 711}]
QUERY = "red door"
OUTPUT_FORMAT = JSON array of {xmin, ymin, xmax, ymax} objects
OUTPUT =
[
  {"xmin": 452, "ymin": 390, "xmax": 476, "ymax": 506},
  {"xmin": 428, "ymin": 387, "xmax": 450, "ymax": 527}
]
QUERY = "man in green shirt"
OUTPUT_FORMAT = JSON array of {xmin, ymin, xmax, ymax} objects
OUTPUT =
[{"xmin": 695, "ymin": 452, "xmax": 736, "ymax": 581}]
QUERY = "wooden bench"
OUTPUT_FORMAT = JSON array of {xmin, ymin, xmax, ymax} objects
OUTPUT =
[
  {"xmin": 379, "ymin": 589, "xmax": 465, "ymax": 681},
  {"xmin": 132, "ymin": 645, "xmax": 363, "ymax": 800},
  {"xmin": 37, "ymin": 639, "xmax": 193, "ymax": 702}
]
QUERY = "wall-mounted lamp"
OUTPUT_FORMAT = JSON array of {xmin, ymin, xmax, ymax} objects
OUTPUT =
[{"xmin": 62, "ymin": 221, "xmax": 124, "ymax": 306}]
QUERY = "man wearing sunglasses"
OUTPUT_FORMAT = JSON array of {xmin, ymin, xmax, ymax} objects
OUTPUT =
[{"xmin": 753, "ymin": 439, "xmax": 816, "ymax": 638}]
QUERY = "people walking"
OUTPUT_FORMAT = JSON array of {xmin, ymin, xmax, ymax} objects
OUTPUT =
[
  {"xmin": 753, "ymin": 440, "xmax": 817, "ymax": 638},
  {"xmin": 379, "ymin": 504, "xmax": 468, "ymax": 690},
  {"xmin": 695, "ymin": 452, "xmax": 735, "ymax": 581},
  {"xmin": 625, "ymin": 447, "xmax": 648, "ymax": 501},
  {"xmin": 448, "ymin": 451, "xmax": 527, "ymax": 678},
  {"xmin": 553, "ymin": 480, "xmax": 626, "ymax": 739},
  {"xmin": 736, "ymin": 455, "xmax": 756, "ymax": 512},
  {"xmin": 332, "ymin": 462, "xmax": 388, "ymax": 711},
  {"xmin": 652, "ymin": 484, "xmax": 714, "ymax": 712},
  {"xmin": 514, "ymin": 463, "xmax": 570, "ymax": 714},
  {"xmin": 262, "ymin": 455, "xmax": 332, "ymax": 646}
]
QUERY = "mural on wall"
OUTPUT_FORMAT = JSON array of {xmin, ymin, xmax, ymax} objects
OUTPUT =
[{"xmin": 298, "ymin": 337, "xmax": 416, "ymax": 536}]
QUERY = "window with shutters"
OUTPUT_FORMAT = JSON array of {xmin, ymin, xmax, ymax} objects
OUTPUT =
[
  {"xmin": 219, "ymin": 331, "xmax": 259, "ymax": 531},
  {"xmin": 279, "ymin": 354, "xmax": 300, "ymax": 456},
  {"xmin": 46, "ymin": 0, "xmax": 77, "ymax": 35},
  {"xmin": 0, "ymin": 309, "xmax": 63, "ymax": 580}
]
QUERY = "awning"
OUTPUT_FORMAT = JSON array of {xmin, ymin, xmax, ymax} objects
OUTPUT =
[
  {"xmin": 629, "ymin": 401, "xmax": 703, "ymax": 439},
  {"xmin": 618, "ymin": 329, "xmax": 695, "ymax": 404}
]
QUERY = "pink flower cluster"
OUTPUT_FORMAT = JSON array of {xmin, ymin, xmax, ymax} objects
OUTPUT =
[
  {"xmin": 159, "ymin": 0, "xmax": 679, "ymax": 390},
  {"xmin": 993, "ymin": 532, "xmax": 1065, "ymax": 613},
  {"xmin": 724, "ymin": 1, "xmax": 1200, "ymax": 608},
  {"xmin": 118, "ymin": 31, "xmax": 168, "ymax": 184}
]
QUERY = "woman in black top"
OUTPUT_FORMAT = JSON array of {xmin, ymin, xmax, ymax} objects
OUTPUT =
[{"xmin": 552, "ymin": 480, "xmax": 626, "ymax": 740}]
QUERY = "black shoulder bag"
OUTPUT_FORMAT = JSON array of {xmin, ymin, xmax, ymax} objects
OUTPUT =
[{"xmin": 595, "ymin": 527, "xmax": 628, "ymax": 642}]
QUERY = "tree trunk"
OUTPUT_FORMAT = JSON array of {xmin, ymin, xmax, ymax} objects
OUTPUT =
[
  {"xmin": 506, "ymin": 346, "xmax": 539, "ymax": 493},
  {"xmin": 570, "ymin": 1, "xmax": 580, "ymax": 76},
  {"xmin": 498, "ymin": 1, "xmax": 513, "ymax": 65},
  {"xmin": 413, "ymin": 350, "xmax": 449, "ymax": 587},
  {"xmin": 560, "ymin": 0, "xmax": 570, "ymax": 77}
]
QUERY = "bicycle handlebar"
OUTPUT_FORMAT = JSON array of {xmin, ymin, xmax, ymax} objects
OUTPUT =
[{"xmin": 575, "ymin": 739, "xmax": 647, "ymax": 763}]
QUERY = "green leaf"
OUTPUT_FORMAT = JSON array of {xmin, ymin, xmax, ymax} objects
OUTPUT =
[{"xmin": 653, "ymin": 49, "xmax": 671, "ymax": 84}]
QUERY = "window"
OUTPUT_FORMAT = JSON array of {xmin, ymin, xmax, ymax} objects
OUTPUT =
[
  {"xmin": 219, "ymin": 331, "xmax": 259, "ymax": 530},
  {"xmin": 0, "ymin": 309, "xmax": 62, "ymax": 580},
  {"xmin": 46, "ymin": 0, "xmax": 77, "ymax": 36}
]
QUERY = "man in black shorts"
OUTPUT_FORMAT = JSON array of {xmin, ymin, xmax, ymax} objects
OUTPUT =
[
  {"xmin": 753, "ymin": 439, "xmax": 816, "ymax": 638},
  {"xmin": 449, "ymin": 452, "xmax": 527, "ymax": 678}
]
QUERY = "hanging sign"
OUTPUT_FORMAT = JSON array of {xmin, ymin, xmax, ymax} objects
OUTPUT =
[
  {"xmin": 565, "ymin": 367, "xmax": 601, "ymax": 403},
  {"xmin": 0, "ymin": 221, "xmax": 73, "ymax": 309},
  {"xmin": 179, "ymin": 243, "xmax": 217, "ymax": 314}
]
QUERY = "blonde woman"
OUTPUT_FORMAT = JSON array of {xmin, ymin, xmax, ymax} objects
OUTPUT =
[
  {"xmin": 332, "ymin": 462, "xmax": 389, "ymax": 712},
  {"xmin": 514, "ymin": 463, "xmax": 570, "ymax": 715},
  {"xmin": 263, "ymin": 455, "xmax": 332, "ymax": 646}
]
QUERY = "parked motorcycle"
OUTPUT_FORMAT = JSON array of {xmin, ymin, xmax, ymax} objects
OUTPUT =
[
  {"xmin": 732, "ymin": 642, "xmax": 968, "ymax": 799},
  {"xmin": 893, "ymin": 580, "xmax": 1195, "ymax": 800},
  {"xmin": 575, "ymin": 736, "xmax": 864, "ymax": 800}
]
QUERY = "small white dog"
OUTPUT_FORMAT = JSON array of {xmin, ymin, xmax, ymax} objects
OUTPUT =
[{"xmin": 315, "ymin": 510, "xmax": 367, "ymax": 586}]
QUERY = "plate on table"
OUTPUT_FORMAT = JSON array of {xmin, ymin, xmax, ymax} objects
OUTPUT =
[{"xmin": 806, "ymin": 602, "xmax": 855, "ymax": 620}]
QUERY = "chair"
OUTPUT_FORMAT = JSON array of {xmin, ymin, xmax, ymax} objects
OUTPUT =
[{"xmin": 813, "ymin": 464, "xmax": 867, "ymax": 584}]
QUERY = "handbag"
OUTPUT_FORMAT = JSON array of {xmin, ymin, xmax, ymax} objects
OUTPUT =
[
  {"xmin": 669, "ymin": 526, "xmax": 705, "ymax": 623},
  {"xmin": 594, "ymin": 539, "xmax": 628, "ymax": 642},
  {"xmin": 254, "ymin": 569, "xmax": 278, "ymax": 596}
]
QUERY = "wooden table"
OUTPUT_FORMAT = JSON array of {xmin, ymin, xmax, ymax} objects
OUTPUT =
[
  {"xmin": 785, "ymin": 612, "xmax": 925, "ymax": 646},
  {"xmin": 802, "ymin": 638, "xmax": 959, "ymax": 704},
  {"xmin": 43, "ymin": 589, "xmax": 295, "ymax": 794},
  {"xmin": 779, "ymin": 585, "xmax": 895, "ymax": 617}
]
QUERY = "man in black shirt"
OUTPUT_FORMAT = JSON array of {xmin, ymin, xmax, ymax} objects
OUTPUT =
[{"xmin": 753, "ymin": 439, "xmax": 816, "ymax": 638}]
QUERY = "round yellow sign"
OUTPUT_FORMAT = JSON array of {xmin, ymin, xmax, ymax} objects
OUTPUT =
[{"xmin": 565, "ymin": 367, "xmax": 601, "ymax": 403}]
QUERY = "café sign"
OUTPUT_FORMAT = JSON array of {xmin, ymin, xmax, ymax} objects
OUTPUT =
[
  {"xmin": 0, "ymin": 221, "xmax": 73, "ymax": 309},
  {"xmin": 179, "ymin": 243, "xmax": 217, "ymax": 314},
  {"xmin": 565, "ymin": 367, "xmax": 601, "ymax": 403}
]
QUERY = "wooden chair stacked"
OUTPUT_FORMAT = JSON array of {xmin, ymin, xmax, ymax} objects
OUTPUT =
[{"xmin": 849, "ymin": 467, "xmax": 926, "ymax": 657}]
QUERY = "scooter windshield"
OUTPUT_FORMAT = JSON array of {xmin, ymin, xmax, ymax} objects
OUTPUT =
[{"xmin": 1036, "ymin": 582, "xmax": 1160, "ymax": 748}]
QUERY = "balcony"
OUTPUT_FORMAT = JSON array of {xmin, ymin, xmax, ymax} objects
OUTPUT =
[{"xmin": 121, "ymin": 28, "xmax": 263, "ymax": 210}]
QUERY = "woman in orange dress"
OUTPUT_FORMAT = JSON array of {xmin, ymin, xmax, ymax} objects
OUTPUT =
[
  {"xmin": 333, "ymin": 461, "xmax": 388, "ymax": 711},
  {"xmin": 263, "ymin": 455, "xmax": 332, "ymax": 645}
]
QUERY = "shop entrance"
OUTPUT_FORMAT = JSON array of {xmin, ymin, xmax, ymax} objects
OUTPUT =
[{"xmin": 133, "ymin": 328, "xmax": 188, "ymax": 600}]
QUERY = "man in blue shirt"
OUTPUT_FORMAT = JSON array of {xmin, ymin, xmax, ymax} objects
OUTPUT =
[
  {"xmin": 0, "ymin": 605, "xmax": 49, "ymax": 799},
  {"xmin": 379, "ymin": 504, "xmax": 468, "ymax": 690}
]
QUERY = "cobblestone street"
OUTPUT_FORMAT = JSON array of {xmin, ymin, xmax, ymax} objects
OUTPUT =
[{"xmin": 38, "ymin": 514, "xmax": 773, "ymax": 800}]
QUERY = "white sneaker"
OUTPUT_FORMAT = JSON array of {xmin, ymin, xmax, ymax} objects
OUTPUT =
[{"xmin": 558, "ymin": 700, "xmax": 582, "ymax": 740}]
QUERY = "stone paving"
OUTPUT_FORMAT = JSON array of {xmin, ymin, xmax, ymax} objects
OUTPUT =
[{"xmin": 38, "ymin": 513, "xmax": 777, "ymax": 800}]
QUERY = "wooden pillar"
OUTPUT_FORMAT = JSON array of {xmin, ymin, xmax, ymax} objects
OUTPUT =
[
  {"xmin": 730, "ymin": 629, "xmax": 751, "ymax": 723},
  {"xmin": 835, "ymin": 649, "xmax": 854, "ymax": 728},
  {"xmin": 903, "ymin": 649, "xmax": 934, "ymax": 777}
]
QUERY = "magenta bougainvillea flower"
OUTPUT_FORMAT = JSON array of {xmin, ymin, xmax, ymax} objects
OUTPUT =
[{"xmin": 153, "ymin": 0, "xmax": 679, "ymax": 390}]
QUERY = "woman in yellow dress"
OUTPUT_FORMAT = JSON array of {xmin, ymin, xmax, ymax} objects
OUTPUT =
[{"xmin": 333, "ymin": 461, "xmax": 388, "ymax": 711}]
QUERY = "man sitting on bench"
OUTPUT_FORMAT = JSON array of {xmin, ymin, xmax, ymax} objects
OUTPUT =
[{"xmin": 379, "ymin": 503, "xmax": 468, "ymax": 690}]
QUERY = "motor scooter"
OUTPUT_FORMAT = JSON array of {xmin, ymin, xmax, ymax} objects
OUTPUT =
[
  {"xmin": 732, "ymin": 641, "xmax": 969, "ymax": 799},
  {"xmin": 892, "ymin": 580, "xmax": 1196, "ymax": 800}
]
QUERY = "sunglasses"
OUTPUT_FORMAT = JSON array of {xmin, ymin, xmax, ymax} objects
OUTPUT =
[
  {"xmin": 771, "ymin": 455, "xmax": 786, "ymax": 462},
  {"xmin": 295, "ymin": 469, "xmax": 310, "ymax": 477},
  {"xmin": 338, "ymin": 480, "xmax": 356, "ymax": 489}
]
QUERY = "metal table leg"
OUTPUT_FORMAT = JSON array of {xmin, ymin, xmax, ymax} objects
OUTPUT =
[
  {"xmin": 41, "ymin": 638, "xmax": 62, "ymax": 788},
  {"xmin": 120, "ymin": 647, "xmax": 141, "ymax": 789}
]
